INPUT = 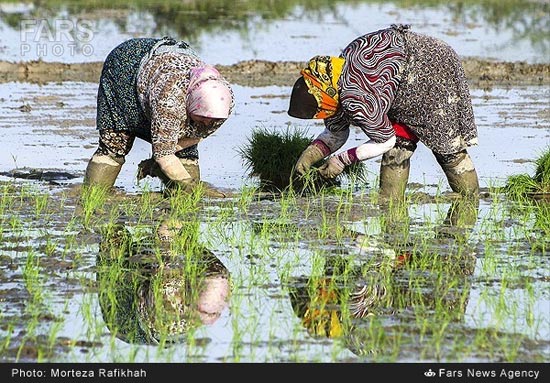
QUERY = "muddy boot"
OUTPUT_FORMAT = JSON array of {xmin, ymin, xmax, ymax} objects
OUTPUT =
[
  {"xmin": 436, "ymin": 150, "xmax": 479, "ymax": 198},
  {"xmin": 83, "ymin": 154, "xmax": 124, "ymax": 189},
  {"xmin": 163, "ymin": 179, "xmax": 227, "ymax": 199},
  {"xmin": 197, "ymin": 181, "xmax": 227, "ymax": 198},
  {"xmin": 180, "ymin": 158, "xmax": 200, "ymax": 182},
  {"xmin": 179, "ymin": 159, "xmax": 227, "ymax": 198},
  {"xmin": 378, "ymin": 145, "xmax": 414, "ymax": 205},
  {"xmin": 140, "ymin": 157, "xmax": 226, "ymax": 198}
]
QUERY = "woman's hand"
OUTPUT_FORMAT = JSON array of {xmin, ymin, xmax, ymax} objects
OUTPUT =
[
  {"xmin": 294, "ymin": 144, "xmax": 325, "ymax": 177},
  {"xmin": 318, "ymin": 155, "xmax": 346, "ymax": 179}
]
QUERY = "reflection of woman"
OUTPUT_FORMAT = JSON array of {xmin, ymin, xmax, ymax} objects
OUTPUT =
[
  {"xmin": 288, "ymin": 249, "xmax": 476, "ymax": 355},
  {"xmin": 96, "ymin": 226, "xmax": 230, "ymax": 344}
]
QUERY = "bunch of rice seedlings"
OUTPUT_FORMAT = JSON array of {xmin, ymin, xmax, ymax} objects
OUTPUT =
[
  {"xmin": 505, "ymin": 146, "xmax": 550, "ymax": 200},
  {"xmin": 533, "ymin": 147, "xmax": 550, "ymax": 189},
  {"xmin": 238, "ymin": 126, "xmax": 367, "ymax": 193}
]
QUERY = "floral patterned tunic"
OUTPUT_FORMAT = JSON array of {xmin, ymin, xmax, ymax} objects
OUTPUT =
[{"xmin": 94, "ymin": 37, "xmax": 234, "ymax": 160}]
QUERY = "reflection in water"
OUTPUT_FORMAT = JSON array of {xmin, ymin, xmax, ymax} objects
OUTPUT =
[
  {"xmin": 437, "ymin": 197, "xmax": 480, "ymax": 240},
  {"xmin": 0, "ymin": 0, "xmax": 547, "ymax": 63},
  {"xmin": 288, "ymin": 197, "xmax": 479, "ymax": 356},
  {"xmin": 96, "ymin": 224, "xmax": 230, "ymax": 345},
  {"xmin": 289, "ymin": 249, "xmax": 477, "ymax": 355},
  {"xmin": 378, "ymin": 196, "xmax": 480, "ymax": 245}
]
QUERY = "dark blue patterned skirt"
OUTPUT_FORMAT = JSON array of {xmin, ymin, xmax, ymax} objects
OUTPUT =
[{"xmin": 96, "ymin": 37, "xmax": 158, "ymax": 135}]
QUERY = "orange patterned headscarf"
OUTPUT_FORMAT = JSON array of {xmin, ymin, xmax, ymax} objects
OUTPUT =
[
  {"xmin": 301, "ymin": 56, "xmax": 345, "ymax": 119},
  {"xmin": 301, "ymin": 278, "xmax": 343, "ymax": 338}
]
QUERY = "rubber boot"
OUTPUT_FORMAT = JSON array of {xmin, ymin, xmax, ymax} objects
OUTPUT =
[
  {"xmin": 180, "ymin": 158, "xmax": 200, "ymax": 181},
  {"xmin": 83, "ymin": 154, "xmax": 124, "ymax": 189},
  {"xmin": 378, "ymin": 146, "xmax": 414, "ymax": 205},
  {"xmin": 183, "ymin": 160, "xmax": 228, "ymax": 198},
  {"xmin": 138, "ymin": 157, "xmax": 226, "ymax": 198},
  {"xmin": 436, "ymin": 151, "xmax": 479, "ymax": 198}
]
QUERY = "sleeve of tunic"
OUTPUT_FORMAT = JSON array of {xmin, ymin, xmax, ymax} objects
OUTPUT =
[
  {"xmin": 149, "ymin": 79, "xmax": 187, "ymax": 159},
  {"xmin": 317, "ymin": 110, "xmax": 351, "ymax": 153},
  {"xmin": 337, "ymin": 27, "xmax": 406, "ymax": 143}
]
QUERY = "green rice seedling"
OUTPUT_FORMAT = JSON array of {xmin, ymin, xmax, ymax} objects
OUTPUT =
[
  {"xmin": 533, "ymin": 146, "xmax": 550, "ymax": 187},
  {"xmin": 533, "ymin": 203, "xmax": 550, "ymax": 239},
  {"xmin": 238, "ymin": 126, "xmax": 368, "ymax": 193},
  {"xmin": 505, "ymin": 146, "xmax": 550, "ymax": 200},
  {"xmin": 33, "ymin": 193, "xmax": 49, "ymax": 218},
  {"xmin": 42, "ymin": 233, "xmax": 57, "ymax": 257},
  {"xmin": 61, "ymin": 217, "xmax": 80, "ymax": 260},
  {"xmin": 46, "ymin": 310, "xmax": 65, "ymax": 353},
  {"xmin": 237, "ymin": 126, "xmax": 315, "ymax": 192},
  {"xmin": 0, "ymin": 323, "xmax": 14, "ymax": 353},
  {"xmin": 505, "ymin": 174, "xmax": 540, "ymax": 200},
  {"xmin": 79, "ymin": 184, "xmax": 110, "ymax": 228}
]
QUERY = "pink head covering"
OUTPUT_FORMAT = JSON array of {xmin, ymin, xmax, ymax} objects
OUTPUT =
[{"xmin": 186, "ymin": 65, "xmax": 233, "ymax": 119}]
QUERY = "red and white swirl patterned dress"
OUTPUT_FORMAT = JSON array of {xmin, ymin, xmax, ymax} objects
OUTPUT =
[{"xmin": 325, "ymin": 24, "xmax": 478, "ymax": 155}]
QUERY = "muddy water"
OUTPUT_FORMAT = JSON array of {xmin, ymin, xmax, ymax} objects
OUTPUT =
[
  {"xmin": 1, "ymin": 1, "xmax": 548, "ymax": 64},
  {"xmin": 0, "ymin": 0, "xmax": 549, "ymax": 364},
  {"xmin": 0, "ymin": 82, "xmax": 548, "ymax": 195},
  {"xmin": 0, "ymin": 79, "xmax": 548, "ymax": 363}
]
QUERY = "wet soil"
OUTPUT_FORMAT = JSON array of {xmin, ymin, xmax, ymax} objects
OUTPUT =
[{"xmin": 0, "ymin": 58, "xmax": 548, "ymax": 87}]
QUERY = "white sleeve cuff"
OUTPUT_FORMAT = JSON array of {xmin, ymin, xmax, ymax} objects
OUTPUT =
[{"xmin": 355, "ymin": 136, "xmax": 396, "ymax": 161}]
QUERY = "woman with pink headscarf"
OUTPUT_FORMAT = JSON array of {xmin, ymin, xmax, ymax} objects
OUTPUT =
[{"xmin": 84, "ymin": 37, "xmax": 234, "ymax": 197}]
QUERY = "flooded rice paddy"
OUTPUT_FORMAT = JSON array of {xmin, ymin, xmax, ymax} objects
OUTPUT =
[{"xmin": 0, "ymin": 0, "xmax": 549, "ymax": 364}]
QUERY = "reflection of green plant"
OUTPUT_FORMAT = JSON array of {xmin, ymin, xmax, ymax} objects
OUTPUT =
[{"xmin": 505, "ymin": 147, "xmax": 550, "ymax": 200}]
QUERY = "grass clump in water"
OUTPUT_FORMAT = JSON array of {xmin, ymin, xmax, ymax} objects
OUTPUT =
[
  {"xmin": 238, "ymin": 126, "xmax": 368, "ymax": 193},
  {"xmin": 504, "ymin": 146, "xmax": 550, "ymax": 200}
]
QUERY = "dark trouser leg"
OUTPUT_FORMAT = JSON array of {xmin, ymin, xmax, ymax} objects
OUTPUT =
[
  {"xmin": 434, "ymin": 150, "xmax": 479, "ymax": 197},
  {"xmin": 379, "ymin": 138, "xmax": 416, "ymax": 204}
]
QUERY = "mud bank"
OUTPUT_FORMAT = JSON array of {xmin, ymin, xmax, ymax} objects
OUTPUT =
[{"xmin": 0, "ymin": 58, "xmax": 548, "ymax": 87}]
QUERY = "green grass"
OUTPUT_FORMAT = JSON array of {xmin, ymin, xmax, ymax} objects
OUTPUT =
[
  {"xmin": 0, "ymin": 168, "xmax": 548, "ymax": 362},
  {"xmin": 504, "ymin": 146, "xmax": 550, "ymax": 200},
  {"xmin": 238, "ymin": 126, "xmax": 368, "ymax": 193}
]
